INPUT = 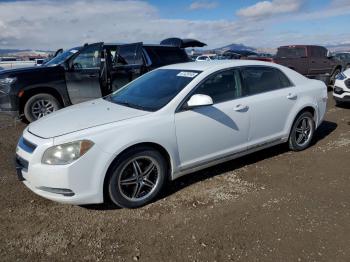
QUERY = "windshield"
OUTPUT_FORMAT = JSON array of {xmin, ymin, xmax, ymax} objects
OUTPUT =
[
  {"xmin": 45, "ymin": 47, "xmax": 82, "ymax": 67},
  {"xmin": 107, "ymin": 69, "xmax": 201, "ymax": 111}
]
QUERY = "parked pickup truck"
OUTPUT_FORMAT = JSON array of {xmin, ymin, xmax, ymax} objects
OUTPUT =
[
  {"xmin": 0, "ymin": 42, "xmax": 189, "ymax": 122},
  {"xmin": 274, "ymin": 45, "xmax": 342, "ymax": 86}
]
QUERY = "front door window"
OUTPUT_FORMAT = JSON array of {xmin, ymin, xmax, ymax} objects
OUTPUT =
[{"xmin": 72, "ymin": 45, "xmax": 101, "ymax": 70}]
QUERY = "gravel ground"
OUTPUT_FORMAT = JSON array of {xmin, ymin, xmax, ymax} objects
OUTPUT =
[{"xmin": 0, "ymin": 96, "xmax": 349, "ymax": 261}]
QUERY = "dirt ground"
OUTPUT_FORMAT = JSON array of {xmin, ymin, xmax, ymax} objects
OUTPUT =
[{"xmin": 0, "ymin": 96, "xmax": 349, "ymax": 262}]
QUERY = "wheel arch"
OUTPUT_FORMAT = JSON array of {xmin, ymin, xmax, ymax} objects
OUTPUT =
[
  {"xmin": 288, "ymin": 105, "xmax": 318, "ymax": 136},
  {"xmin": 102, "ymin": 142, "xmax": 173, "ymax": 202},
  {"xmin": 19, "ymin": 86, "xmax": 65, "ymax": 114}
]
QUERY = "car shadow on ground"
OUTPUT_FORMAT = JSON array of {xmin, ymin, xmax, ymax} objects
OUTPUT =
[
  {"xmin": 335, "ymin": 103, "xmax": 350, "ymax": 110},
  {"xmin": 83, "ymin": 120, "xmax": 337, "ymax": 211}
]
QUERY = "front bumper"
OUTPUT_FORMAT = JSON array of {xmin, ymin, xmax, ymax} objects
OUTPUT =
[
  {"xmin": 333, "ymin": 84, "xmax": 350, "ymax": 103},
  {"xmin": 0, "ymin": 92, "xmax": 19, "ymax": 117},
  {"xmin": 15, "ymin": 129, "xmax": 111, "ymax": 205},
  {"xmin": 334, "ymin": 94, "xmax": 350, "ymax": 103}
]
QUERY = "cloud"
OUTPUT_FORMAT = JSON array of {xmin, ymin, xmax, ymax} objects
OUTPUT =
[
  {"xmin": 0, "ymin": 0, "xmax": 349, "ymax": 50},
  {"xmin": 189, "ymin": 1, "xmax": 218, "ymax": 10},
  {"xmin": 237, "ymin": 0, "xmax": 303, "ymax": 19},
  {"xmin": 0, "ymin": 0, "xmax": 250, "ymax": 49}
]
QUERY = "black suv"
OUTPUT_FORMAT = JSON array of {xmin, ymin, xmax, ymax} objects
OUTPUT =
[{"xmin": 0, "ymin": 42, "xmax": 189, "ymax": 122}]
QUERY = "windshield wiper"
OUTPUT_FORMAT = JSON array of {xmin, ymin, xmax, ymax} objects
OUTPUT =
[{"xmin": 114, "ymin": 100, "xmax": 152, "ymax": 111}]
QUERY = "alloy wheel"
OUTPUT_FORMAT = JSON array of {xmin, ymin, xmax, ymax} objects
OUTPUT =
[
  {"xmin": 31, "ymin": 99, "xmax": 56, "ymax": 119},
  {"xmin": 117, "ymin": 156, "xmax": 160, "ymax": 202},
  {"xmin": 294, "ymin": 117, "xmax": 313, "ymax": 147}
]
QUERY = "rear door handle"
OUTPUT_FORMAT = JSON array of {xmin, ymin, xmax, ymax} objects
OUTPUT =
[
  {"xmin": 87, "ymin": 74, "xmax": 97, "ymax": 78},
  {"xmin": 287, "ymin": 93, "xmax": 297, "ymax": 100},
  {"xmin": 233, "ymin": 104, "xmax": 249, "ymax": 112}
]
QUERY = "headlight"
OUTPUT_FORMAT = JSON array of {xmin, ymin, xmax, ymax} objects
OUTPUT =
[
  {"xmin": 42, "ymin": 140, "xmax": 94, "ymax": 165},
  {"xmin": 0, "ymin": 77, "xmax": 16, "ymax": 93}
]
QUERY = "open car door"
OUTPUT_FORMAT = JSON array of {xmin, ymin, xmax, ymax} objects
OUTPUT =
[
  {"xmin": 107, "ymin": 42, "xmax": 143, "ymax": 91},
  {"xmin": 65, "ymin": 42, "xmax": 104, "ymax": 104}
]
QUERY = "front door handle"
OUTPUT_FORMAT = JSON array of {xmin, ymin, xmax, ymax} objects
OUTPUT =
[
  {"xmin": 287, "ymin": 93, "xmax": 297, "ymax": 100},
  {"xmin": 233, "ymin": 104, "xmax": 249, "ymax": 112},
  {"xmin": 87, "ymin": 74, "xmax": 97, "ymax": 78}
]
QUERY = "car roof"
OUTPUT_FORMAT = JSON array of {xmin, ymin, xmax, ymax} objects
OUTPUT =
[
  {"xmin": 278, "ymin": 45, "xmax": 326, "ymax": 48},
  {"xmin": 103, "ymin": 43, "xmax": 181, "ymax": 48},
  {"xmin": 161, "ymin": 60, "xmax": 281, "ymax": 72}
]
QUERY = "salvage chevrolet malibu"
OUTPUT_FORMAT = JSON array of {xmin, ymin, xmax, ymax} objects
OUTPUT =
[{"xmin": 15, "ymin": 61, "xmax": 328, "ymax": 208}]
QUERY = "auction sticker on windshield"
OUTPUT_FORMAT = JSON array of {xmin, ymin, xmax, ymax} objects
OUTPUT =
[{"xmin": 177, "ymin": 71, "xmax": 199, "ymax": 78}]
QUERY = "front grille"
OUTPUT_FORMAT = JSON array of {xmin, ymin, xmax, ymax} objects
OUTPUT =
[
  {"xmin": 18, "ymin": 136, "xmax": 37, "ymax": 153},
  {"xmin": 334, "ymin": 87, "xmax": 344, "ymax": 95},
  {"xmin": 37, "ymin": 187, "xmax": 75, "ymax": 197}
]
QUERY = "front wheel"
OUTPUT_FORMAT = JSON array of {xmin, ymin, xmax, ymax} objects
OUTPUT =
[
  {"xmin": 288, "ymin": 112, "xmax": 315, "ymax": 151},
  {"xmin": 23, "ymin": 93, "xmax": 61, "ymax": 122},
  {"xmin": 107, "ymin": 147, "xmax": 167, "ymax": 208}
]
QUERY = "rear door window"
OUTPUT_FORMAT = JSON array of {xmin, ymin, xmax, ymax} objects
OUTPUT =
[
  {"xmin": 114, "ymin": 44, "xmax": 143, "ymax": 66},
  {"xmin": 240, "ymin": 66, "xmax": 292, "ymax": 96},
  {"xmin": 310, "ymin": 47, "xmax": 327, "ymax": 58}
]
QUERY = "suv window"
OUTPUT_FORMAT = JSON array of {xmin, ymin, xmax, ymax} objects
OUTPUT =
[
  {"xmin": 144, "ymin": 46, "xmax": 189, "ymax": 66},
  {"xmin": 72, "ymin": 45, "xmax": 101, "ymax": 69},
  {"xmin": 115, "ymin": 45, "xmax": 143, "ymax": 66},
  {"xmin": 241, "ymin": 67, "xmax": 292, "ymax": 96},
  {"xmin": 192, "ymin": 69, "xmax": 241, "ymax": 103},
  {"xmin": 276, "ymin": 47, "xmax": 306, "ymax": 58},
  {"xmin": 310, "ymin": 47, "xmax": 327, "ymax": 58}
]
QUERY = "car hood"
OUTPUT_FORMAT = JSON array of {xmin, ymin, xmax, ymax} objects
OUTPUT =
[
  {"xmin": 0, "ymin": 65, "xmax": 61, "ymax": 77},
  {"xmin": 28, "ymin": 98, "xmax": 150, "ymax": 138}
]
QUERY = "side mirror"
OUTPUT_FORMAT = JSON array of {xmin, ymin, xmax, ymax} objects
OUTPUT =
[
  {"xmin": 327, "ymin": 50, "xmax": 333, "ymax": 58},
  {"xmin": 186, "ymin": 94, "xmax": 213, "ymax": 108}
]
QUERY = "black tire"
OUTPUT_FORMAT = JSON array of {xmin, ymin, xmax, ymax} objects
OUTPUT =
[
  {"xmin": 288, "ymin": 111, "xmax": 315, "ymax": 151},
  {"xmin": 24, "ymin": 93, "xmax": 61, "ymax": 122},
  {"xmin": 107, "ymin": 147, "xmax": 167, "ymax": 208}
]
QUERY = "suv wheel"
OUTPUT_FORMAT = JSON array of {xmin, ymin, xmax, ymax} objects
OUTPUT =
[
  {"xmin": 289, "ymin": 112, "xmax": 315, "ymax": 151},
  {"xmin": 24, "ymin": 93, "xmax": 61, "ymax": 122},
  {"xmin": 107, "ymin": 147, "xmax": 167, "ymax": 208}
]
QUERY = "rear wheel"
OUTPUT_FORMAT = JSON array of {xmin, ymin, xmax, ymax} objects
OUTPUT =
[
  {"xmin": 24, "ymin": 93, "xmax": 61, "ymax": 122},
  {"xmin": 288, "ymin": 112, "xmax": 315, "ymax": 151},
  {"xmin": 107, "ymin": 147, "xmax": 167, "ymax": 208}
]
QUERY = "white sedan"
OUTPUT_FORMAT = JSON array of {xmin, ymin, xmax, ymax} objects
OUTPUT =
[
  {"xmin": 15, "ymin": 61, "xmax": 328, "ymax": 208},
  {"xmin": 333, "ymin": 69, "xmax": 350, "ymax": 104}
]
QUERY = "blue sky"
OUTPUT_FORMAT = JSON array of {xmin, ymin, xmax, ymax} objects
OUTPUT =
[{"xmin": 0, "ymin": 0, "xmax": 349, "ymax": 50}]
